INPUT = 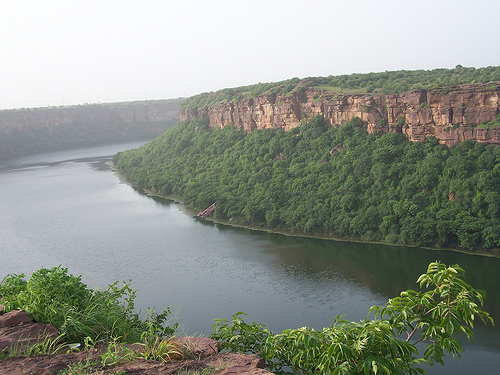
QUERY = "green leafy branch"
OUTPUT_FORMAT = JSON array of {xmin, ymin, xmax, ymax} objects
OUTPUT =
[{"xmin": 211, "ymin": 262, "xmax": 493, "ymax": 374}]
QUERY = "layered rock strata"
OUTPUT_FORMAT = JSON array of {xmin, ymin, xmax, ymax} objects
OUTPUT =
[{"xmin": 180, "ymin": 83, "xmax": 500, "ymax": 146}]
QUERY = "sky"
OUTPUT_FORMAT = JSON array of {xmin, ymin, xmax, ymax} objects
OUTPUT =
[{"xmin": 1, "ymin": 0, "xmax": 499, "ymax": 110}]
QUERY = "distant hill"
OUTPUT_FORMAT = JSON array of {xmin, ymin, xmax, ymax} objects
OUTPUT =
[{"xmin": 0, "ymin": 98, "xmax": 183, "ymax": 160}]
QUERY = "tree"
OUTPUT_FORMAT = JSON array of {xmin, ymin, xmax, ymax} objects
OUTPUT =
[{"xmin": 211, "ymin": 262, "xmax": 493, "ymax": 374}]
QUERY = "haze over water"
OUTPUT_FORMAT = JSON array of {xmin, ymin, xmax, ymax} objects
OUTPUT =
[{"xmin": 0, "ymin": 142, "xmax": 498, "ymax": 374}]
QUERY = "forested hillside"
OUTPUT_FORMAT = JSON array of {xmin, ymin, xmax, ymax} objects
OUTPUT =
[
  {"xmin": 113, "ymin": 116, "xmax": 500, "ymax": 251},
  {"xmin": 0, "ymin": 99, "xmax": 182, "ymax": 160}
]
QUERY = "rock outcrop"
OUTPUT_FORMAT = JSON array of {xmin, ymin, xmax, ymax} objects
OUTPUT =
[
  {"xmin": 0, "ymin": 310, "xmax": 59, "ymax": 351},
  {"xmin": 0, "ymin": 309, "xmax": 274, "ymax": 374},
  {"xmin": 180, "ymin": 83, "xmax": 500, "ymax": 146}
]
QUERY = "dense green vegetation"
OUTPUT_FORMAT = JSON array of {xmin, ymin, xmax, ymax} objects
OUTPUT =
[
  {"xmin": 212, "ymin": 262, "xmax": 493, "ymax": 375},
  {"xmin": 113, "ymin": 116, "xmax": 500, "ymax": 251},
  {"xmin": 0, "ymin": 266, "xmax": 175, "ymax": 344},
  {"xmin": 181, "ymin": 65, "xmax": 500, "ymax": 109}
]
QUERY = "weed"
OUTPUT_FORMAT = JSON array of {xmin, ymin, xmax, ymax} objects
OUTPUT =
[
  {"xmin": 1, "ymin": 334, "xmax": 66, "ymax": 358},
  {"xmin": 100, "ymin": 337, "xmax": 135, "ymax": 366},
  {"xmin": 136, "ymin": 336, "xmax": 184, "ymax": 362},
  {"xmin": 57, "ymin": 359, "xmax": 100, "ymax": 375}
]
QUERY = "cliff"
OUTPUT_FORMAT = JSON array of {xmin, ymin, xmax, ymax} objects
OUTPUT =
[
  {"xmin": 0, "ymin": 99, "xmax": 182, "ymax": 159},
  {"xmin": 180, "ymin": 83, "xmax": 500, "ymax": 146}
]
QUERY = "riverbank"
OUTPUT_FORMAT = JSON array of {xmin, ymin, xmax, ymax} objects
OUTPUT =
[{"xmin": 129, "ymin": 181, "xmax": 500, "ymax": 259}]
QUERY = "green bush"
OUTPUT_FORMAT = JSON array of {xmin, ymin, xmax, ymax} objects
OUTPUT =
[{"xmin": 0, "ymin": 266, "xmax": 175, "ymax": 343}]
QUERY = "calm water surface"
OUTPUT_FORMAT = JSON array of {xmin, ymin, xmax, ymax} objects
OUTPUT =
[{"xmin": 0, "ymin": 142, "xmax": 498, "ymax": 374}]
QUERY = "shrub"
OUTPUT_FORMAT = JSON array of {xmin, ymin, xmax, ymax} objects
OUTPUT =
[{"xmin": 0, "ymin": 266, "xmax": 175, "ymax": 344}]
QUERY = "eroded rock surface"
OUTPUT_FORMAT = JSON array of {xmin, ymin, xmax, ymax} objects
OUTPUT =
[
  {"xmin": 0, "ymin": 310, "xmax": 59, "ymax": 351},
  {"xmin": 0, "ymin": 310, "xmax": 274, "ymax": 374},
  {"xmin": 180, "ymin": 83, "xmax": 500, "ymax": 146}
]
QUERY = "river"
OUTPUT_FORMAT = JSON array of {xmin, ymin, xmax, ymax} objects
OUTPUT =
[{"xmin": 0, "ymin": 142, "xmax": 498, "ymax": 374}]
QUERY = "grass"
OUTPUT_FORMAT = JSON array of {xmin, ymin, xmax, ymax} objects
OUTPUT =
[
  {"xmin": 0, "ymin": 335, "xmax": 67, "ymax": 360},
  {"xmin": 56, "ymin": 359, "xmax": 101, "ymax": 375},
  {"xmin": 176, "ymin": 368, "xmax": 222, "ymax": 375}
]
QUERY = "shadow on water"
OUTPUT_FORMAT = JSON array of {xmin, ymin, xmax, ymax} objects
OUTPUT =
[
  {"xmin": 129, "ymin": 186, "xmax": 176, "ymax": 208},
  {"xmin": 194, "ymin": 218, "xmax": 500, "ymax": 346},
  {"xmin": 1, "ymin": 156, "xmax": 114, "ymax": 172}
]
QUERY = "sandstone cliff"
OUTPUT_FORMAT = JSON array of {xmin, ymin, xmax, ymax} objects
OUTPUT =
[{"xmin": 180, "ymin": 83, "xmax": 500, "ymax": 146}]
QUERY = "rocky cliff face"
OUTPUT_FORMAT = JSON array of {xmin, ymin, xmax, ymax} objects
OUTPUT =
[{"xmin": 180, "ymin": 83, "xmax": 500, "ymax": 146}]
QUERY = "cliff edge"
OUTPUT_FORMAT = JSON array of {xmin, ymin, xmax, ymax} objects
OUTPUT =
[{"xmin": 180, "ymin": 83, "xmax": 500, "ymax": 146}]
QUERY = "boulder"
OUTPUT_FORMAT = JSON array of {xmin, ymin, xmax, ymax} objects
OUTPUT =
[
  {"xmin": 0, "ymin": 322, "xmax": 59, "ymax": 351},
  {"xmin": 0, "ymin": 311, "xmax": 274, "ymax": 374},
  {"xmin": 0, "ymin": 310, "xmax": 33, "ymax": 328},
  {"xmin": 209, "ymin": 353, "xmax": 271, "ymax": 375},
  {"xmin": 0, "ymin": 350, "xmax": 100, "ymax": 375},
  {"xmin": 174, "ymin": 336, "xmax": 219, "ymax": 357}
]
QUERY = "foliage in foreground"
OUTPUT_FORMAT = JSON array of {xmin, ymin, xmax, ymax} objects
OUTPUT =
[
  {"xmin": 113, "ymin": 116, "xmax": 500, "ymax": 250},
  {"xmin": 0, "ymin": 266, "xmax": 176, "ymax": 344},
  {"xmin": 211, "ymin": 262, "xmax": 493, "ymax": 374}
]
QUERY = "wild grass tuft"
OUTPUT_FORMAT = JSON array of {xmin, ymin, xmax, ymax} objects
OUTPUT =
[{"xmin": 0, "ymin": 334, "xmax": 66, "ymax": 359}]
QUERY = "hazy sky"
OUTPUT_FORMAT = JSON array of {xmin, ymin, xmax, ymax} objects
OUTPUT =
[{"xmin": 1, "ymin": 0, "xmax": 499, "ymax": 110}]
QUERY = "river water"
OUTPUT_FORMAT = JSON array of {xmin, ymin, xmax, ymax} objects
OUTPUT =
[{"xmin": 0, "ymin": 142, "xmax": 498, "ymax": 374}]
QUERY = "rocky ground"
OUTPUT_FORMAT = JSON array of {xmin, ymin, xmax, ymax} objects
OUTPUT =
[{"xmin": 0, "ymin": 309, "xmax": 273, "ymax": 375}]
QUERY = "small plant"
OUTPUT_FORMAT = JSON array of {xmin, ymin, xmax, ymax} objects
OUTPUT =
[
  {"xmin": 57, "ymin": 359, "xmax": 100, "ymax": 375},
  {"xmin": 378, "ymin": 118, "xmax": 388, "ymax": 127},
  {"xmin": 136, "ymin": 336, "xmax": 184, "ymax": 362},
  {"xmin": 397, "ymin": 115, "xmax": 406, "ymax": 128},
  {"xmin": 100, "ymin": 337, "xmax": 136, "ymax": 366},
  {"xmin": 212, "ymin": 312, "xmax": 271, "ymax": 354}
]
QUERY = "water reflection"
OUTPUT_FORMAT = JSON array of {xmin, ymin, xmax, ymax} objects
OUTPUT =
[
  {"xmin": 184, "ymin": 220, "xmax": 500, "ymax": 354},
  {"xmin": 1, "ymin": 143, "xmax": 498, "ymax": 375}
]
